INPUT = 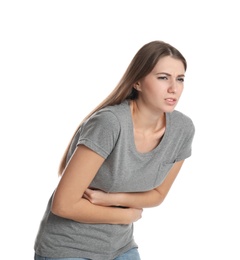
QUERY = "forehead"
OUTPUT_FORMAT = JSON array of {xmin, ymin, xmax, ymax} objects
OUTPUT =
[{"xmin": 152, "ymin": 56, "xmax": 185, "ymax": 74}]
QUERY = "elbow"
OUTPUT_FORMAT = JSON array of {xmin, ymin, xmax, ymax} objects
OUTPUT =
[
  {"xmin": 51, "ymin": 197, "xmax": 86, "ymax": 220},
  {"xmin": 153, "ymin": 190, "xmax": 166, "ymax": 207},
  {"xmin": 51, "ymin": 198, "xmax": 75, "ymax": 219},
  {"xmin": 157, "ymin": 197, "xmax": 165, "ymax": 206},
  {"xmin": 51, "ymin": 202, "xmax": 68, "ymax": 218},
  {"xmin": 153, "ymin": 199, "xmax": 164, "ymax": 207}
]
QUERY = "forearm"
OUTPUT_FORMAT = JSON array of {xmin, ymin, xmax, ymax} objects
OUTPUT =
[
  {"xmin": 107, "ymin": 190, "xmax": 165, "ymax": 208},
  {"xmin": 51, "ymin": 198, "xmax": 140, "ymax": 225},
  {"xmin": 86, "ymin": 161, "xmax": 185, "ymax": 208}
]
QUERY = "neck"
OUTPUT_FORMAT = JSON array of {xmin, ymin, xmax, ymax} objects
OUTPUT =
[{"xmin": 130, "ymin": 100, "xmax": 165, "ymax": 134}]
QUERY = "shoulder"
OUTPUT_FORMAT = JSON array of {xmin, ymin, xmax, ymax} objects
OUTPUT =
[
  {"xmin": 170, "ymin": 110, "xmax": 195, "ymax": 134},
  {"xmin": 102, "ymin": 100, "xmax": 129, "ymax": 116},
  {"xmin": 96, "ymin": 101, "xmax": 129, "ymax": 124},
  {"xmin": 83, "ymin": 101, "xmax": 129, "ymax": 130},
  {"xmin": 171, "ymin": 110, "xmax": 194, "ymax": 126}
]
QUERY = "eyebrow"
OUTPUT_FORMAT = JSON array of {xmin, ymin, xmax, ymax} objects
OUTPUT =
[{"xmin": 156, "ymin": 72, "xmax": 185, "ymax": 77}]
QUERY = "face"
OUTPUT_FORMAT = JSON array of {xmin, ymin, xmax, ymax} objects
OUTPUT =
[{"xmin": 135, "ymin": 56, "xmax": 185, "ymax": 113}]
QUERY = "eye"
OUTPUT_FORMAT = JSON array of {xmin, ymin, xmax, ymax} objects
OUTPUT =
[
  {"xmin": 158, "ymin": 76, "xmax": 168, "ymax": 80},
  {"xmin": 177, "ymin": 77, "xmax": 184, "ymax": 82}
]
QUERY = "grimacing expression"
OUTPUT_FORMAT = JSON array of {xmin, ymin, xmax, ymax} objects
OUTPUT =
[{"xmin": 136, "ymin": 56, "xmax": 185, "ymax": 113}]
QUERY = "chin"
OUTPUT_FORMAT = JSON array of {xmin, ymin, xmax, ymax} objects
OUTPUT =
[{"xmin": 164, "ymin": 106, "xmax": 176, "ymax": 113}]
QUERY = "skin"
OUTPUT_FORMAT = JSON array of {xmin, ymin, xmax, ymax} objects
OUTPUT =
[
  {"xmin": 51, "ymin": 56, "xmax": 186, "ymax": 224},
  {"xmin": 52, "ymin": 145, "xmax": 142, "ymax": 224},
  {"xmin": 131, "ymin": 55, "xmax": 185, "ymax": 153}
]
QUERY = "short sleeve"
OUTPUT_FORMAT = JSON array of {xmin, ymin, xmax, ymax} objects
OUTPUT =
[
  {"xmin": 175, "ymin": 119, "xmax": 195, "ymax": 161},
  {"xmin": 77, "ymin": 110, "xmax": 121, "ymax": 159}
]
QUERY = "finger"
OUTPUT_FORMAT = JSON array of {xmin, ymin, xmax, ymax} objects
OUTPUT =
[{"xmin": 83, "ymin": 193, "xmax": 89, "ymax": 200}]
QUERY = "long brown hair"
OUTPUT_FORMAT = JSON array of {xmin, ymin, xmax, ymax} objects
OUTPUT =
[{"xmin": 58, "ymin": 40, "xmax": 187, "ymax": 175}]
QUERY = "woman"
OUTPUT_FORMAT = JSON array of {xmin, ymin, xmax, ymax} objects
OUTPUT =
[{"xmin": 34, "ymin": 40, "xmax": 195, "ymax": 260}]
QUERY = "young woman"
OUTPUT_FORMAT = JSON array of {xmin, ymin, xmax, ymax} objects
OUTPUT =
[{"xmin": 34, "ymin": 40, "xmax": 195, "ymax": 260}]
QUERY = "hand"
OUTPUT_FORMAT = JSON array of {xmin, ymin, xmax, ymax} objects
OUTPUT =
[
  {"xmin": 129, "ymin": 207, "xmax": 143, "ymax": 223},
  {"xmin": 83, "ymin": 188, "xmax": 114, "ymax": 207},
  {"xmin": 83, "ymin": 188, "xmax": 143, "ymax": 223},
  {"xmin": 109, "ymin": 206, "xmax": 143, "ymax": 224}
]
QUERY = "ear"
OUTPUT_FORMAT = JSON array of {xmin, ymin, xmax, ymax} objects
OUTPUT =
[{"xmin": 133, "ymin": 82, "xmax": 142, "ymax": 91}]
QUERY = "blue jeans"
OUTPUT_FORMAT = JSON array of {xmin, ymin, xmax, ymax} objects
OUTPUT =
[{"xmin": 34, "ymin": 247, "xmax": 141, "ymax": 260}]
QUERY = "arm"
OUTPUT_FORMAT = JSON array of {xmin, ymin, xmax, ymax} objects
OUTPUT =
[
  {"xmin": 51, "ymin": 144, "xmax": 142, "ymax": 224},
  {"xmin": 84, "ymin": 160, "xmax": 185, "ymax": 208}
]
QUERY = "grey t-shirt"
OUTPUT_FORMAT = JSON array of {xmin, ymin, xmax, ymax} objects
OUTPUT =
[{"xmin": 34, "ymin": 100, "xmax": 195, "ymax": 260}]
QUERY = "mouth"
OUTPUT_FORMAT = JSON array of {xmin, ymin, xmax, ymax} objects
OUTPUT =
[{"xmin": 164, "ymin": 98, "xmax": 177, "ymax": 105}]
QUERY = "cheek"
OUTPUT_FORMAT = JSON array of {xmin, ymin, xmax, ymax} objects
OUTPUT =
[
  {"xmin": 139, "ymin": 78, "xmax": 166, "ymax": 98},
  {"xmin": 142, "ymin": 85, "xmax": 160, "ymax": 97},
  {"xmin": 178, "ymin": 84, "xmax": 184, "ymax": 94},
  {"xmin": 141, "ymin": 80, "xmax": 163, "ymax": 94}
]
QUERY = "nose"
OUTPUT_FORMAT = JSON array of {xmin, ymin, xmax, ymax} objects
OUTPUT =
[{"xmin": 168, "ymin": 79, "xmax": 177, "ymax": 94}]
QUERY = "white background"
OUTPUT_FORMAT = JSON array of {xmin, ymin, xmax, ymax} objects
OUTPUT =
[{"xmin": 1, "ymin": 1, "xmax": 240, "ymax": 259}]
